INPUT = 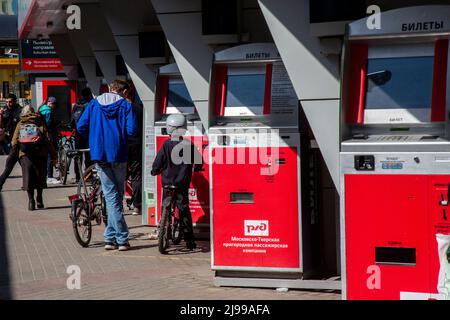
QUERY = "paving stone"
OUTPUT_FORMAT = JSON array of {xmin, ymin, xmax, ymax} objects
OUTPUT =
[{"xmin": 0, "ymin": 156, "xmax": 341, "ymax": 300}]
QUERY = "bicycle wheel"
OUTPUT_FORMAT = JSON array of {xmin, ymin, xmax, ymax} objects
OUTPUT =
[
  {"xmin": 72, "ymin": 200, "xmax": 92, "ymax": 247},
  {"xmin": 158, "ymin": 206, "xmax": 171, "ymax": 254},
  {"xmin": 57, "ymin": 148, "xmax": 68, "ymax": 184},
  {"xmin": 172, "ymin": 211, "xmax": 183, "ymax": 245},
  {"xmin": 63, "ymin": 142, "xmax": 74, "ymax": 185}
]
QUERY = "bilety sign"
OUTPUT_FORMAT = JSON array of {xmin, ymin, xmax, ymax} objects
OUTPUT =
[{"xmin": 20, "ymin": 39, "xmax": 63, "ymax": 72}]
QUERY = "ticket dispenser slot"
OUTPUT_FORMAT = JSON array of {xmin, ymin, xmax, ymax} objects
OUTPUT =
[
  {"xmin": 218, "ymin": 136, "xmax": 230, "ymax": 146},
  {"xmin": 354, "ymin": 155, "xmax": 375, "ymax": 171},
  {"xmin": 375, "ymin": 247, "xmax": 416, "ymax": 265},
  {"xmin": 230, "ymin": 192, "xmax": 254, "ymax": 204}
]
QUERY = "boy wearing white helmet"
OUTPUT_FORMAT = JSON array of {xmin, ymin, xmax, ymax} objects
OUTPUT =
[{"xmin": 151, "ymin": 114, "xmax": 203, "ymax": 250}]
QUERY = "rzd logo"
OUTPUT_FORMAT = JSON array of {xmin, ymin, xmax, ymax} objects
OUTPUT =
[
  {"xmin": 244, "ymin": 220, "xmax": 269, "ymax": 236},
  {"xmin": 188, "ymin": 188, "xmax": 198, "ymax": 201}
]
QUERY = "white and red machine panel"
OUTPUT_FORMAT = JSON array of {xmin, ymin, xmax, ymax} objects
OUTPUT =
[
  {"xmin": 35, "ymin": 78, "xmax": 77, "ymax": 124},
  {"xmin": 209, "ymin": 43, "xmax": 301, "ymax": 272},
  {"xmin": 150, "ymin": 64, "xmax": 210, "ymax": 231},
  {"xmin": 341, "ymin": 6, "xmax": 450, "ymax": 300}
]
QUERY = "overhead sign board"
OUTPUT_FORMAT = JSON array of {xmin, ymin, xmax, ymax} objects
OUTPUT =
[{"xmin": 20, "ymin": 39, "xmax": 64, "ymax": 72}]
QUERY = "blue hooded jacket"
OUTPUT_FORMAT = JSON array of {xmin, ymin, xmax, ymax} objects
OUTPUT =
[{"xmin": 76, "ymin": 93, "xmax": 138, "ymax": 163}]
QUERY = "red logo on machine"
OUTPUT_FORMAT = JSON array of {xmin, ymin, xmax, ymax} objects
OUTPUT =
[
  {"xmin": 244, "ymin": 220, "xmax": 269, "ymax": 236},
  {"xmin": 188, "ymin": 188, "xmax": 198, "ymax": 201}
]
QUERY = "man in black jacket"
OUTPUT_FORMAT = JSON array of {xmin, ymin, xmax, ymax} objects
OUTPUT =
[
  {"xmin": 151, "ymin": 114, "xmax": 203, "ymax": 250},
  {"xmin": 0, "ymin": 94, "xmax": 22, "ymax": 191},
  {"xmin": 71, "ymin": 88, "xmax": 93, "ymax": 182}
]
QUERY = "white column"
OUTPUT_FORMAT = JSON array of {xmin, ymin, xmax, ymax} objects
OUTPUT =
[
  {"xmin": 100, "ymin": 0, "xmax": 158, "ymax": 225},
  {"xmin": 68, "ymin": 30, "xmax": 101, "ymax": 95},
  {"xmin": 151, "ymin": 0, "xmax": 214, "ymax": 130},
  {"xmin": 81, "ymin": 3, "xmax": 119, "ymax": 84},
  {"xmin": 258, "ymin": 0, "xmax": 341, "ymax": 190},
  {"xmin": 49, "ymin": 34, "xmax": 79, "ymax": 81}
]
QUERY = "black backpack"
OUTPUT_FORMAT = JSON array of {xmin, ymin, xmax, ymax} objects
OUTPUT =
[{"xmin": 72, "ymin": 102, "xmax": 88, "ymax": 125}]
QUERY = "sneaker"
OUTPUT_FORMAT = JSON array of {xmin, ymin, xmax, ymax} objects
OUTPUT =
[
  {"xmin": 148, "ymin": 230, "xmax": 158, "ymax": 240},
  {"xmin": 132, "ymin": 208, "xmax": 141, "ymax": 216},
  {"xmin": 104, "ymin": 242, "xmax": 118, "ymax": 250},
  {"xmin": 46, "ymin": 178, "xmax": 56, "ymax": 184},
  {"xmin": 118, "ymin": 242, "xmax": 131, "ymax": 251}
]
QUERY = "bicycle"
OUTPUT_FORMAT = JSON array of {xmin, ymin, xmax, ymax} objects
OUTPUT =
[
  {"xmin": 158, "ymin": 185, "xmax": 184, "ymax": 254},
  {"xmin": 56, "ymin": 122, "xmax": 76, "ymax": 185},
  {"xmin": 67, "ymin": 149, "xmax": 107, "ymax": 248}
]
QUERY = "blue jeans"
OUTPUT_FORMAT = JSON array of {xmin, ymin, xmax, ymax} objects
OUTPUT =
[{"xmin": 96, "ymin": 162, "xmax": 129, "ymax": 245}]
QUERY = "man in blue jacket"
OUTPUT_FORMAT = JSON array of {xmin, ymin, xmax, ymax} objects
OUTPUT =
[{"xmin": 77, "ymin": 80, "xmax": 138, "ymax": 251}]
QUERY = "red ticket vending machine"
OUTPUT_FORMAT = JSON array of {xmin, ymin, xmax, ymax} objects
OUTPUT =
[
  {"xmin": 209, "ymin": 43, "xmax": 316, "ymax": 287},
  {"xmin": 152, "ymin": 64, "xmax": 210, "ymax": 236},
  {"xmin": 341, "ymin": 6, "xmax": 450, "ymax": 300}
]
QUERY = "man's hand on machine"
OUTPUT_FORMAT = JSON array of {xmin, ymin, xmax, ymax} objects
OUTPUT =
[
  {"xmin": 194, "ymin": 165, "xmax": 205, "ymax": 172},
  {"xmin": 150, "ymin": 169, "xmax": 162, "ymax": 176}
]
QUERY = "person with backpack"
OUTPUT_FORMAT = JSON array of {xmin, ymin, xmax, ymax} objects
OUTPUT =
[
  {"xmin": 11, "ymin": 105, "xmax": 56, "ymax": 211},
  {"xmin": 71, "ymin": 88, "xmax": 94, "ymax": 182},
  {"xmin": 38, "ymin": 96, "xmax": 58, "ymax": 184}
]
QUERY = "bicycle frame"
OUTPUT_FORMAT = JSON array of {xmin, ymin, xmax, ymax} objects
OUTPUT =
[{"xmin": 68, "ymin": 149, "xmax": 91, "ymax": 218}]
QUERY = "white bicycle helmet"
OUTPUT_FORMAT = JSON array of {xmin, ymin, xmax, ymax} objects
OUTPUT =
[{"xmin": 166, "ymin": 114, "xmax": 187, "ymax": 136}]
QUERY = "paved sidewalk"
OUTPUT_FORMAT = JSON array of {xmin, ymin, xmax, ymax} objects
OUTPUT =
[{"xmin": 0, "ymin": 156, "xmax": 340, "ymax": 300}]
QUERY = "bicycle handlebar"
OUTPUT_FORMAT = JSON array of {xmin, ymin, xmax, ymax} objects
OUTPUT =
[{"xmin": 66, "ymin": 149, "xmax": 90, "ymax": 158}]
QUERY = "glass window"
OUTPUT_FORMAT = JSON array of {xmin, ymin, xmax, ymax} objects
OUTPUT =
[
  {"xmin": 167, "ymin": 81, "xmax": 194, "ymax": 113},
  {"xmin": 365, "ymin": 56, "xmax": 434, "ymax": 110},
  {"xmin": 226, "ymin": 74, "xmax": 266, "ymax": 108}
]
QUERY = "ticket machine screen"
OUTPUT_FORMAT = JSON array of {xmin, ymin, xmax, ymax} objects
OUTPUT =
[
  {"xmin": 364, "ymin": 44, "xmax": 435, "ymax": 124},
  {"xmin": 166, "ymin": 79, "xmax": 195, "ymax": 114},
  {"xmin": 225, "ymin": 66, "xmax": 266, "ymax": 116}
]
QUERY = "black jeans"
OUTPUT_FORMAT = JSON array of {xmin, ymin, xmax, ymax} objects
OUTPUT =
[
  {"xmin": 128, "ymin": 160, "xmax": 142, "ymax": 209},
  {"xmin": 0, "ymin": 149, "xmax": 19, "ymax": 187},
  {"xmin": 47, "ymin": 135, "xmax": 57, "ymax": 179},
  {"xmin": 163, "ymin": 188, "xmax": 194, "ymax": 242}
]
